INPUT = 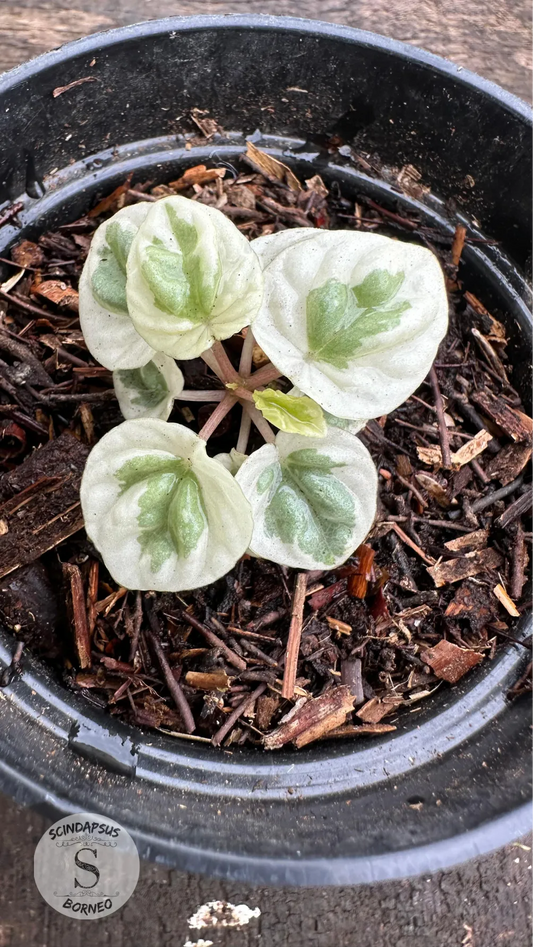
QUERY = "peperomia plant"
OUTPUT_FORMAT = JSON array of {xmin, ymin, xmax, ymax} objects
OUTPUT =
[{"xmin": 79, "ymin": 193, "xmax": 448, "ymax": 592}]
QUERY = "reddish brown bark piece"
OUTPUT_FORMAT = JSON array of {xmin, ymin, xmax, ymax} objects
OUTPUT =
[
  {"xmin": 472, "ymin": 389, "xmax": 533, "ymax": 442},
  {"xmin": 88, "ymin": 174, "xmax": 132, "ymax": 217},
  {"xmin": 420, "ymin": 639, "xmax": 483, "ymax": 683},
  {"xmin": 255, "ymin": 695, "xmax": 280, "ymax": 731},
  {"xmin": 185, "ymin": 670, "xmax": 230, "ymax": 691},
  {"xmin": 328, "ymin": 723, "xmax": 397, "ymax": 737},
  {"xmin": 245, "ymin": 140, "xmax": 302, "ymax": 191},
  {"xmin": 347, "ymin": 543, "xmax": 375, "ymax": 598},
  {"xmin": 62, "ymin": 562, "xmax": 91, "ymax": 669},
  {"xmin": 0, "ymin": 432, "xmax": 89, "ymax": 578},
  {"xmin": 444, "ymin": 580, "xmax": 497, "ymax": 630},
  {"xmin": 11, "ymin": 239, "xmax": 45, "ymax": 268},
  {"xmin": 444, "ymin": 529, "xmax": 490, "ymax": 553},
  {"xmin": 307, "ymin": 578, "xmax": 346, "ymax": 611},
  {"xmin": 451, "ymin": 224, "xmax": 467, "ymax": 266},
  {"xmin": 484, "ymin": 442, "xmax": 532, "ymax": 485},
  {"xmin": 427, "ymin": 547, "xmax": 503, "ymax": 587},
  {"xmin": 32, "ymin": 280, "xmax": 79, "ymax": 311},
  {"xmin": 355, "ymin": 695, "xmax": 403, "ymax": 723},
  {"xmin": 282, "ymin": 572, "xmax": 308, "ymax": 699},
  {"xmin": 169, "ymin": 164, "xmax": 226, "ymax": 191},
  {"xmin": 264, "ymin": 686, "xmax": 355, "ymax": 750}
]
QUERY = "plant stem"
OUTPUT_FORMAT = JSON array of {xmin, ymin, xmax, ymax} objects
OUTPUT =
[
  {"xmin": 197, "ymin": 393, "xmax": 237, "ymax": 441},
  {"xmin": 200, "ymin": 347, "xmax": 227, "ymax": 383},
  {"xmin": 175, "ymin": 389, "xmax": 226, "ymax": 402},
  {"xmin": 249, "ymin": 362, "xmax": 284, "ymax": 387},
  {"xmin": 229, "ymin": 384, "xmax": 254, "ymax": 402},
  {"xmin": 243, "ymin": 401, "xmax": 276, "ymax": 444},
  {"xmin": 236, "ymin": 408, "xmax": 252, "ymax": 454},
  {"xmin": 211, "ymin": 340, "xmax": 241, "ymax": 384},
  {"xmin": 239, "ymin": 327, "xmax": 255, "ymax": 376}
]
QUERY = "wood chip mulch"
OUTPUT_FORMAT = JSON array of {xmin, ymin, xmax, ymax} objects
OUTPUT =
[{"xmin": 0, "ymin": 131, "xmax": 530, "ymax": 749}]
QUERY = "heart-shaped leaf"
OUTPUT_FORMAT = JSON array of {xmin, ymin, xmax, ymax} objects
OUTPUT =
[
  {"xmin": 235, "ymin": 428, "xmax": 377, "ymax": 569},
  {"xmin": 80, "ymin": 419, "xmax": 253, "ymax": 591},
  {"xmin": 113, "ymin": 353, "xmax": 184, "ymax": 421},
  {"xmin": 126, "ymin": 196, "xmax": 264, "ymax": 359},
  {"xmin": 251, "ymin": 230, "xmax": 448, "ymax": 420},
  {"xmin": 79, "ymin": 203, "xmax": 156, "ymax": 370}
]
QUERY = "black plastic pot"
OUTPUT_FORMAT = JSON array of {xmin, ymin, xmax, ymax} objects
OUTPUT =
[{"xmin": 0, "ymin": 16, "xmax": 531, "ymax": 886}]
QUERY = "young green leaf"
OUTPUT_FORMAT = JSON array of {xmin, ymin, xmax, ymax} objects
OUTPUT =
[
  {"xmin": 253, "ymin": 388, "xmax": 327, "ymax": 437},
  {"xmin": 79, "ymin": 203, "xmax": 157, "ymax": 371},
  {"xmin": 113, "ymin": 353, "xmax": 184, "ymax": 421},
  {"xmin": 126, "ymin": 196, "xmax": 264, "ymax": 360},
  {"xmin": 289, "ymin": 388, "xmax": 366, "ymax": 434},
  {"xmin": 80, "ymin": 419, "xmax": 253, "ymax": 591},
  {"xmin": 235, "ymin": 428, "xmax": 377, "ymax": 569},
  {"xmin": 251, "ymin": 230, "xmax": 448, "ymax": 420}
]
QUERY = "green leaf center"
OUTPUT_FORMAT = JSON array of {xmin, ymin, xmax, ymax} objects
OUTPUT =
[
  {"xmin": 115, "ymin": 454, "xmax": 207, "ymax": 571},
  {"xmin": 116, "ymin": 360, "xmax": 170, "ymax": 410},
  {"xmin": 91, "ymin": 220, "xmax": 136, "ymax": 315},
  {"xmin": 259, "ymin": 448, "xmax": 355, "ymax": 565},
  {"xmin": 140, "ymin": 204, "xmax": 222, "ymax": 324},
  {"xmin": 306, "ymin": 269, "xmax": 410, "ymax": 370}
]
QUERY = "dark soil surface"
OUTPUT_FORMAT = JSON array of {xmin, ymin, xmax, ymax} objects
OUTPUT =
[{"xmin": 0, "ymin": 146, "xmax": 530, "ymax": 751}]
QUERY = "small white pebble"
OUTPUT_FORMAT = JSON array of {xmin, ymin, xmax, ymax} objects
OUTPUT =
[{"xmin": 188, "ymin": 901, "xmax": 261, "ymax": 930}]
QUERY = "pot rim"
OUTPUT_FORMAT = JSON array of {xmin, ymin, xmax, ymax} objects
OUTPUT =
[
  {"xmin": 0, "ymin": 13, "xmax": 531, "ymax": 122},
  {"xmin": 0, "ymin": 14, "xmax": 530, "ymax": 886}
]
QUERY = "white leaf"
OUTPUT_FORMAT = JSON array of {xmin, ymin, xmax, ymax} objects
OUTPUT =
[
  {"xmin": 252, "ymin": 230, "xmax": 448, "ymax": 420},
  {"xmin": 80, "ymin": 419, "xmax": 253, "ymax": 591},
  {"xmin": 126, "ymin": 196, "xmax": 263, "ymax": 360},
  {"xmin": 79, "ymin": 203, "xmax": 156, "ymax": 370},
  {"xmin": 113, "ymin": 353, "xmax": 184, "ymax": 421},
  {"xmin": 235, "ymin": 427, "xmax": 377, "ymax": 569},
  {"xmin": 251, "ymin": 227, "xmax": 317, "ymax": 269}
]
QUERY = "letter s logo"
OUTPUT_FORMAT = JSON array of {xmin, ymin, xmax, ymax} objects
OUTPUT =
[{"xmin": 73, "ymin": 848, "xmax": 100, "ymax": 889}]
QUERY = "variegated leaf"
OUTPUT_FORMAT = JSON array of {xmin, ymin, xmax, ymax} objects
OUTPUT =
[
  {"xmin": 80, "ymin": 419, "xmax": 253, "ymax": 591},
  {"xmin": 236, "ymin": 428, "xmax": 377, "ymax": 569},
  {"xmin": 251, "ymin": 230, "xmax": 448, "ymax": 420},
  {"xmin": 79, "ymin": 203, "xmax": 156, "ymax": 370},
  {"xmin": 126, "ymin": 196, "xmax": 263, "ymax": 359}
]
